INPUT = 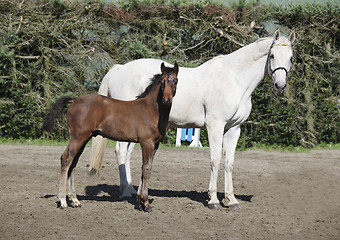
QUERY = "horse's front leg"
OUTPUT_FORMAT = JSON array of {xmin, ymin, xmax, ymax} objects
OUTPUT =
[
  {"xmin": 137, "ymin": 141, "xmax": 158, "ymax": 212},
  {"xmin": 222, "ymin": 126, "xmax": 241, "ymax": 210},
  {"xmin": 115, "ymin": 141, "xmax": 137, "ymax": 199},
  {"xmin": 206, "ymin": 121, "xmax": 225, "ymax": 210}
]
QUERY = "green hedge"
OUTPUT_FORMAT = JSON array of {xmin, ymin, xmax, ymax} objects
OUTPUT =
[{"xmin": 0, "ymin": 0, "xmax": 339, "ymax": 147}]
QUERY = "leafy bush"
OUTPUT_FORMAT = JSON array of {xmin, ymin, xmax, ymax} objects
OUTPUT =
[{"xmin": 0, "ymin": 0, "xmax": 338, "ymax": 148}]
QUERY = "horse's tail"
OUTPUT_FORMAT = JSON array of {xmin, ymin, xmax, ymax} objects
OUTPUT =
[
  {"xmin": 88, "ymin": 64, "xmax": 120, "ymax": 175},
  {"xmin": 43, "ymin": 96, "xmax": 73, "ymax": 132}
]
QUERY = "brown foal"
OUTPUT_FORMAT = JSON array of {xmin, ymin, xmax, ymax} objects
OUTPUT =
[{"xmin": 43, "ymin": 62, "xmax": 179, "ymax": 212}]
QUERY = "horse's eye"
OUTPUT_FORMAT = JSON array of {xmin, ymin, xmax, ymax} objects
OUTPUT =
[
  {"xmin": 174, "ymin": 78, "xmax": 178, "ymax": 85},
  {"xmin": 290, "ymin": 57, "xmax": 293, "ymax": 63},
  {"xmin": 270, "ymin": 54, "xmax": 274, "ymax": 59}
]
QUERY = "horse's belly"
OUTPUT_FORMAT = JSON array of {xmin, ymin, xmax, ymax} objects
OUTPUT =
[{"xmin": 168, "ymin": 103, "xmax": 205, "ymax": 128}]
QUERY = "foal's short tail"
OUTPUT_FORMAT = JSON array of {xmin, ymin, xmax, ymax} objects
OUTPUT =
[
  {"xmin": 42, "ymin": 96, "xmax": 73, "ymax": 132},
  {"xmin": 88, "ymin": 65, "xmax": 120, "ymax": 175}
]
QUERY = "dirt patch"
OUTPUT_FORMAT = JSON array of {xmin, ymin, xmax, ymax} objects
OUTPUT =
[{"xmin": 0, "ymin": 144, "xmax": 339, "ymax": 239}]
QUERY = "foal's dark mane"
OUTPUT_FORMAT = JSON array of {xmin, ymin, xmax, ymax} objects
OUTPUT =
[
  {"xmin": 136, "ymin": 74, "xmax": 161, "ymax": 99},
  {"xmin": 136, "ymin": 65, "xmax": 175, "ymax": 99}
]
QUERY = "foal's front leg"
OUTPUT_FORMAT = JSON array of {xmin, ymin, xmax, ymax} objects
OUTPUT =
[{"xmin": 137, "ymin": 141, "xmax": 158, "ymax": 212}]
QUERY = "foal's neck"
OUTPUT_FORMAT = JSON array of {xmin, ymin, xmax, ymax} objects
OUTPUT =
[{"xmin": 142, "ymin": 82, "xmax": 162, "ymax": 103}]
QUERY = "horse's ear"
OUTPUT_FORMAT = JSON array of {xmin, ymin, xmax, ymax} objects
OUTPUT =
[
  {"xmin": 174, "ymin": 61, "xmax": 179, "ymax": 75},
  {"xmin": 161, "ymin": 62, "xmax": 166, "ymax": 73},
  {"xmin": 273, "ymin": 29, "xmax": 280, "ymax": 41},
  {"xmin": 289, "ymin": 31, "xmax": 296, "ymax": 45}
]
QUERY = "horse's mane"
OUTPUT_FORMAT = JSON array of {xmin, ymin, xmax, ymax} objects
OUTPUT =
[
  {"xmin": 257, "ymin": 36, "xmax": 291, "ymax": 47},
  {"xmin": 136, "ymin": 74, "xmax": 161, "ymax": 99}
]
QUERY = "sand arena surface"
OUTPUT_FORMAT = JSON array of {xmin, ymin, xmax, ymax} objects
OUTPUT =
[{"xmin": 0, "ymin": 144, "xmax": 339, "ymax": 239}]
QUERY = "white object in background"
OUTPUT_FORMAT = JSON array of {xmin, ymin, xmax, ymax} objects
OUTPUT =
[{"xmin": 176, "ymin": 128, "xmax": 203, "ymax": 148}]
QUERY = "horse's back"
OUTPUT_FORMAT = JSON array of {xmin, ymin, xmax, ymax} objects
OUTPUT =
[
  {"xmin": 108, "ymin": 59, "xmax": 165, "ymax": 100},
  {"xmin": 105, "ymin": 59, "xmax": 220, "ymax": 127}
]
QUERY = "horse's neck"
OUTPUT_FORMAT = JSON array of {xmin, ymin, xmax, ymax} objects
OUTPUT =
[
  {"xmin": 233, "ymin": 37, "xmax": 272, "ymax": 61},
  {"xmin": 220, "ymin": 38, "xmax": 272, "ymax": 98}
]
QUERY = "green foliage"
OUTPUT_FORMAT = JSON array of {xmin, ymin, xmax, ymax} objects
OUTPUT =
[{"xmin": 0, "ymin": 0, "xmax": 338, "ymax": 148}]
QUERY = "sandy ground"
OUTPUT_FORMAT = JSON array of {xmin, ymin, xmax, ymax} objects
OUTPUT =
[{"xmin": 0, "ymin": 144, "xmax": 339, "ymax": 239}]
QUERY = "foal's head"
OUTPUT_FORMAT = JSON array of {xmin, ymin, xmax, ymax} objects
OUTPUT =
[{"xmin": 160, "ymin": 62, "xmax": 179, "ymax": 105}]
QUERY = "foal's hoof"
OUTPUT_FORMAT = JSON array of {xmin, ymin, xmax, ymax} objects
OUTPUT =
[
  {"xmin": 137, "ymin": 203, "xmax": 152, "ymax": 213},
  {"xmin": 144, "ymin": 206, "xmax": 152, "ymax": 213},
  {"xmin": 73, "ymin": 203, "xmax": 81, "ymax": 208},
  {"xmin": 228, "ymin": 204, "xmax": 240, "ymax": 210},
  {"xmin": 208, "ymin": 203, "xmax": 222, "ymax": 210}
]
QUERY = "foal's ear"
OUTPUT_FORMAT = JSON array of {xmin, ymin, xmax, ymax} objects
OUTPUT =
[
  {"xmin": 289, "ymin": 31, "xmax": 296, "ymax": 45},
  {"xmin": 161, "ymin": 62, "xmax": 165, "ymax": 73},
  {"xmin": 273, "ymin": 29, "xmax": 280, "ymax": 41},
  {"xmin": 174, "ymin": 61, "xmax": 179, "ymax": 75}
]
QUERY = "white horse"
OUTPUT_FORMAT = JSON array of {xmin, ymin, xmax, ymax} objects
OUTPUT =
[{"xmin": 89, "ymin": 30, "xmax": 295, "ymax": 210}]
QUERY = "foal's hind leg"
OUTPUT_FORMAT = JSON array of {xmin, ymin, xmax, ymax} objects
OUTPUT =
[
  {"xmin": 59, "ymin": 139, "xmax": 88, "ymax": 208},
  {"xmin": 59, "ymin": 146, "xmax": 72, "ymax": 209},
  {"xmin": 68, "ymin": 169, "xmax": 81, "ymax": 207},
  {"xmin": 68, "ymin": 142, "xmax": 88, "ymax": 207}
]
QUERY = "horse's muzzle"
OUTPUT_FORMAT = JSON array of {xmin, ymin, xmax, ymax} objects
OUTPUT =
[{"xmin": 274, "ymin": 82, "xmax": 286, "ymax": 93}]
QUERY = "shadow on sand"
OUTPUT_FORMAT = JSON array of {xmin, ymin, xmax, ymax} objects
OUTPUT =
[{"xmin": 43, "ymin": 184, "xmax": 253, "ymax": 208}]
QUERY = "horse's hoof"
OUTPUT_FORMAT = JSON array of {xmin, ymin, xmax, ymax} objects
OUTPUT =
[
  {"xmin": 208, "ymin": 203, "xmax": 222, "ymax": 210},
  {"xmin": 60, "ymin": 205, "xmax": 67, "ymax": 209},
  {"xmin": 121, "ymin": 196, "xmax": 132, "ymax": 202},
  {"xmin": 228, "ymin": 204, "xmax": 240, "ymax": 210}
]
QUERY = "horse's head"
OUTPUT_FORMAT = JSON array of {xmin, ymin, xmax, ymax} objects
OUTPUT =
[
  {"xmin": 160, "ymin": 62, "xmax": 179, "ymax": 105},
  {"xmin": 267, "ymin": 30, "xmax": 296, "ymax": 93}
]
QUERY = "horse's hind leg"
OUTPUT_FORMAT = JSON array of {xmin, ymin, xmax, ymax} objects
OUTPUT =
[
  {"xmin": 116, "ymin": 142, "xmax": 137, "ymax": 199},
  {"xmin": 125, "ymin": 142, "xmax": 138, "ymax": 196}
]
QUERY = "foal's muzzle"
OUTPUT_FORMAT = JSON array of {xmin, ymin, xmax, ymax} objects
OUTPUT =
[{"xmin": 162, "ymin": 98, "xmax": 172, "ymax": 105}]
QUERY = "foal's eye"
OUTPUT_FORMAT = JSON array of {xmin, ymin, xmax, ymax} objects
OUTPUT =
[
  {"xmin": 290, "ymin": 57, "xmax": 293, "ymax": 63},
  {"xmin": 174, "ymin": 78, "xmax": 178, "ymax": 85}
]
